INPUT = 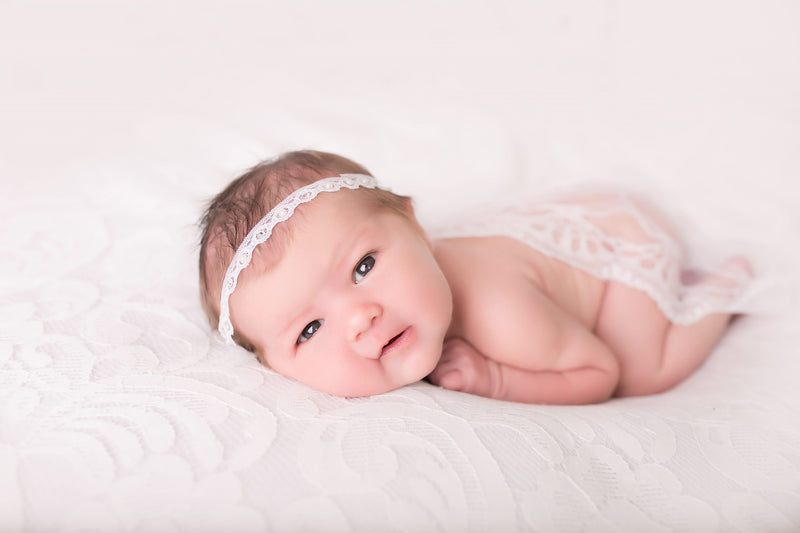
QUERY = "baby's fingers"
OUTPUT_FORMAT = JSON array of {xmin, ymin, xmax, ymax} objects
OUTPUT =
[
  {"xmin": 430, "ymin": 367, "xmax": 467, "ymax": 392},
  {"xmin": 429, "ymin": 353, "xmax": 480, "ymax": 393}
]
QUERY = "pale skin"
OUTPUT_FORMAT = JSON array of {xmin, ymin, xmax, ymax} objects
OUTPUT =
[
  {"xmin": 431, "ymin": 236, "xmax": 747, "ymax": 403},
  {"xmin": 228, "ymin": 189, "xmax": 748, "ymax": 404}
]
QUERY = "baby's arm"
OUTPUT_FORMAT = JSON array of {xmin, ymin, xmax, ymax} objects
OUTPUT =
[
  {"xmin": 429, "ymin": 286, "xmax": 620, "ymax": 404},
  {"xmin": 429, "ymin": 336, "xmax": 618, "ymax": 404}
]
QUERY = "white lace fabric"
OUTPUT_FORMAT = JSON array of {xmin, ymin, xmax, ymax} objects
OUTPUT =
[
  {"xmin": 432, "ymin": 193, "xmax": 753, "ymax": 325},
  {"xmin": 3, "ymin": 183, "xmax": 793, "ymax": 532},
  {"xmin": 218, "ymin": 174, "xmax": 377, "ymax": 343}
]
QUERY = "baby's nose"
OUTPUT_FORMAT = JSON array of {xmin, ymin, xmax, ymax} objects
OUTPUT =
[{"xmin": 347, "ymin": 302, "xmax": 383, "ymax": 346}]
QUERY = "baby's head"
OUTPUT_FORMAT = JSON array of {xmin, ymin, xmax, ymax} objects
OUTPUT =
[{"xmin": 199, "ymin": 150, "xmax": 452, "ymax": 397}]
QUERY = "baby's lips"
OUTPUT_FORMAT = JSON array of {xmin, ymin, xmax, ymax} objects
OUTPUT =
[{"xmin": 380, "ymin": 326, "xmax": 412, "ymax": 358}]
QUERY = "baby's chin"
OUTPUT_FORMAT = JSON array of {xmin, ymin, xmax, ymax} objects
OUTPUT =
[
  {"xmin": 324, "ymin": 376, "xmax": 422, "ymax": 399},
  {"xmin": 280, "ymin": 338, "xmax": 445, "ymax": 398},
  {"xmin": 316, "ymin": 364, "xmax": 437, "ymax": 399}
]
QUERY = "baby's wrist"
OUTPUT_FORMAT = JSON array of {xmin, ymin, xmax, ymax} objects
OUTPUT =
[{"xmin": 484, "ymin": 358, "xmax": 506, "ymax": 400}]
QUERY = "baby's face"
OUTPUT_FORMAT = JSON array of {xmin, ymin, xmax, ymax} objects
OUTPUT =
[{"xmin": 229, "ymin": 190, "xmax": 453, "ymax": 397}]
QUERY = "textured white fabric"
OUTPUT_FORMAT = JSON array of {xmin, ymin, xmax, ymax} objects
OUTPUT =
[
  {"xmin": 2, "ymin": 2, "xmax": 800, "ymax": 532},
  {"xmin": 434, "ymin": 192, "xmax": 753, "ymax": 326},
  {"xmin": 217, "ymin": 174, "xmax": 377, "ymax": 344}
]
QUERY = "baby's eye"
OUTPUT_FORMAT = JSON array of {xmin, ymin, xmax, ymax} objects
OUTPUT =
[
  {"xmin": 353, "ymin": 253, "xmax": 376, "ymax": 284},
  {"xmin": 297, "ymin": 319, "xmax": 323, "ymax": 344}
]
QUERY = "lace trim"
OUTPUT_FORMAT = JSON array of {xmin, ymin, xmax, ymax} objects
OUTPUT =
[
  {"xmin": 218, "ymin": 174, "xmax": 377, "ymax": 344},
  {"xmin": 432, "ymin": 193, "xmax": 752, "ymax": 325}
]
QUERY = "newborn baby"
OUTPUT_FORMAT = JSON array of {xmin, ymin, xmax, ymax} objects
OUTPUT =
[{"xmin": 198, "ymin": 150, "xmax": 751, "ymax": 404}]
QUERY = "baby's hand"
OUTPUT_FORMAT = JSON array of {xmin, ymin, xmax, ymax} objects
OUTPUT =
[{"xmin": 428, "ymin": 338, "xmax": 499, "ymax": 398}]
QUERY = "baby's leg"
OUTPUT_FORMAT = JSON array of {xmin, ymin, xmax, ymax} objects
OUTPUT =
[{"xmin": 596, "ymin": 260, "xmax": 745, "ymax": 397}]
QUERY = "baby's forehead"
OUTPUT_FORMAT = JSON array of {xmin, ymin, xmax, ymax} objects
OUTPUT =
[
  {"xmin": 231, "ymin": 179, "xmax": 411, "ymax": 279},
  {"xmin": 238, "ymin": 189, "xmax": 374, "ymax": 273},
  {"xmin": 284, "ymin": 187, "xmax": 383, "ymax": 227}
]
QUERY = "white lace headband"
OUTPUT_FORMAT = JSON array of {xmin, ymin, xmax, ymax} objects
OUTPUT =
[{"xmin": 218, "ymin": 173, "xmax": 378, "ymax": 344}]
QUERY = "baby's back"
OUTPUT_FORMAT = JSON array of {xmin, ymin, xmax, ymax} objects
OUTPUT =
[
  {"xmin": 428, "ymin": 192, "xmax": 750, "ymax": 400},
  {"xmin": 431, "ymin": 193, "xmax": 680, "ymax": 370}
]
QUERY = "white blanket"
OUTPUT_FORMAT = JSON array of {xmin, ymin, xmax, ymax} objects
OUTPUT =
[{"xmin": 2, "ymin": 1, "xmax": 799, "ymax": 531}]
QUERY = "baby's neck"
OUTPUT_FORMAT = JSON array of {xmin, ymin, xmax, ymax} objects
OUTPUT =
[{"xmin": 431, "ymin": 238, "xmax": 468, "ymax": 340}]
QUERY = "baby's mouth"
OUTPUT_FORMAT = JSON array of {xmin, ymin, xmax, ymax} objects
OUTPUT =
[{"xmin": 381, "ymin": 327, "xmax": 410, "ymax": 357}]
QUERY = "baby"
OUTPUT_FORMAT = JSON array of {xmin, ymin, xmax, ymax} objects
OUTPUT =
[{"xmin": 198, "ymin": 150, "xmax": 751, "ymax": 404}]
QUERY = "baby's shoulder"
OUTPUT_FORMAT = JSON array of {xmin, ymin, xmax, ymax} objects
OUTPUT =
[
  {"xmin": 433, "ymin": 235, "xmax": 607, "ymax": 367},
  {"xmin": 433, "ymin": 235, "xmax": 544, "ymax": 294},
  {"xmin": 433, "ymin": 234, "xmax": 606, "ymax": 338},
  {"xmin": 434, "ymin": 235, "xmax": 558, "ymax": 322}
]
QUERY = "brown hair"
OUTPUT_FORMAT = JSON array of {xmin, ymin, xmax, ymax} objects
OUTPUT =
[{"xmin": 198, "ymin": 150, "xmax": 412, "ymax": 350}]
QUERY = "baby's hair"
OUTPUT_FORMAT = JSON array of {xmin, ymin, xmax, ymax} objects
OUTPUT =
[{"xmin": 198, "ymin": 150, "xmax": 412, "ymax": 349}]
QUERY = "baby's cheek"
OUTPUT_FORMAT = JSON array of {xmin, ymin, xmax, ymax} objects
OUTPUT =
[
  {"xmin": 400, "ymin": 263, "xmax": 451, "ymax": 317},
  {"xmin": 300, "ymin": 356, "xmax": 388, "ymax": 397}
]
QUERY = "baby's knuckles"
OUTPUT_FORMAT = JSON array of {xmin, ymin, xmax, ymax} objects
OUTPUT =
[{"xmin": 431, "ymin": 338, "xmax": 499, "ymax": 398}]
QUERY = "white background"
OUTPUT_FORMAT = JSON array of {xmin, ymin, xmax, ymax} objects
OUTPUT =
[{"xmin": 1, "ymin": 2, "xmax": 799, "ymax": 531}]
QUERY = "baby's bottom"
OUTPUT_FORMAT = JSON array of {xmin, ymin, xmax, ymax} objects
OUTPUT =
[{"xmin": 596, "ymin": 258, "xmax": 747, "ymax": 397}]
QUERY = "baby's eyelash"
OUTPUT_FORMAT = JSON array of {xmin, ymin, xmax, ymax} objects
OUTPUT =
[
  {"xmin": 353, "ymin": 253, "xmax": 376, "ymax": 284},
  {"xmin": 297, "ymin": 319, "xmax": 323, "ymax": 344}
]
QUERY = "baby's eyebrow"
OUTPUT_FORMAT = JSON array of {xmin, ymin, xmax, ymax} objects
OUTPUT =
[
  {"xmin": 280, "ymin": 307, "xmax": 307, "ymax": 341},
  {"xmin": 333, "ymin": 227, "xmax": 370, "ymax": 275}
]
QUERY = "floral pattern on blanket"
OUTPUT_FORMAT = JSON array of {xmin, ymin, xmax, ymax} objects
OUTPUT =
[{"xmin": 1, "ymin": 179, "xmax": 798, "ymax": 531}]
